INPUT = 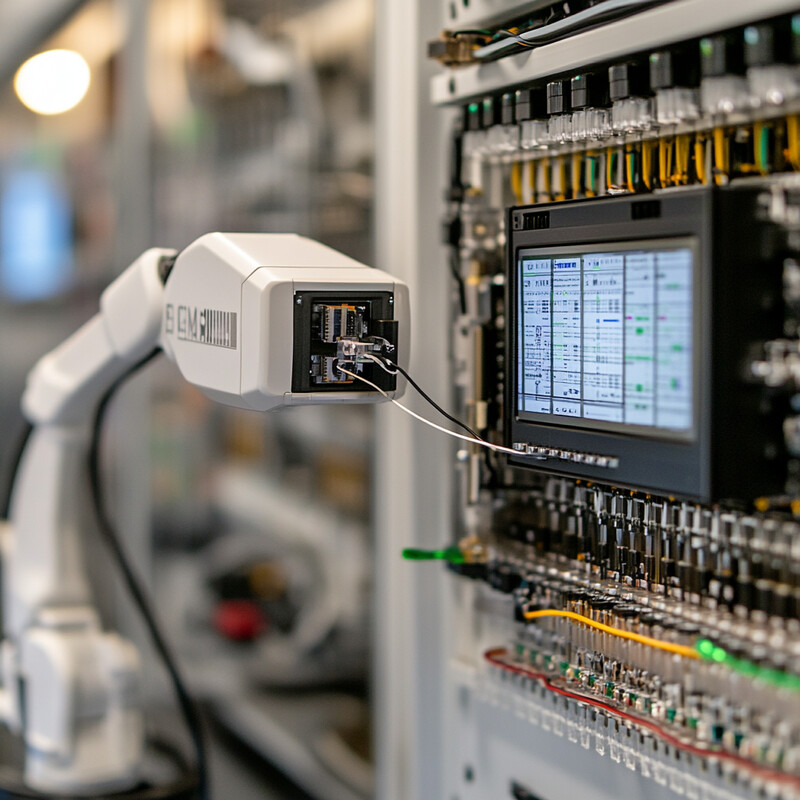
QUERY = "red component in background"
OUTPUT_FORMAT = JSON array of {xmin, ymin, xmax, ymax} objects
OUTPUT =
[{"xmin": 213, "ymin": 600, "xmax": 266, "ymax": 641}]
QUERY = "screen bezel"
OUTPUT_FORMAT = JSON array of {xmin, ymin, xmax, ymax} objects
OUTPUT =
[
  {"xmin": 505, "ymin": 190, "xmax": 714, "ymax": 501},
  {"xmin": 514, "ymin": 237, "xmax": 700, "ymax": 443}
]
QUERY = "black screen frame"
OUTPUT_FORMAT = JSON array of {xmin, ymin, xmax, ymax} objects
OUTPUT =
[{"xmin": 506, "ymin": 191, "xmax": 713, "ymax": 500}]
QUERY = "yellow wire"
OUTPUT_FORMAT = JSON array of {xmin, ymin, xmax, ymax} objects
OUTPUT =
[
  {"xmin": 625, "ymin": 144, "xmax": 635, "ymax": 193},
  {"xmin": 787, "ymin": 116, "xmax": 800, "ymax": 170},
  {"xmin": 694, "ymin": 135, "xmax": 707, "ymax": 184},
  {"xmin": 523, "ymin": 609, "xmax": 700, "ymax": 659},
  {"xmin": 539, "ymin": 157, "xmax": 551, "ymax": 202},
  {"xmin": 511, "ymin": 162, "xmax": 523, "ymax": 203},
  {"xmin": 658, "ymin": 138, "xmax": 672, "ymax": 186},
  {"xmin": 606, "ymin": 147, "xmax": 614, "ymax": 189},
  {"xmin": 713, "ymin": 127, "xmax": 728, "ymax": 186},
  {"xmin": 571, "ymin": 152, "xmax": 582, "ymax": 198},
  {"xmin": 641, "ymin": 140, "xmax": 653, "ymax": 190},
  {"xmin": 555, "ymin": 155, "xmax": 567, "ymax": 201},
  {"xmin": 675, "ymin": 134, "xmax": 690, "ymax": 184}
]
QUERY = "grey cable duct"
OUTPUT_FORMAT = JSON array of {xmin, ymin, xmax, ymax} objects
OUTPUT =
[{"xmin": 473, "ymin": 0, "xmax": 664, "ymax": 60}]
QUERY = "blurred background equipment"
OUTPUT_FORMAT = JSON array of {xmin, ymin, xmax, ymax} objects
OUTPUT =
[{"xmin": 0, "ymin": 2, "xmax": 378, "ymax": 799}]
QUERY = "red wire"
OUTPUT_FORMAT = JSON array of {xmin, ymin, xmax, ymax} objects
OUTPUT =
[{"xmin": 484, "ymin": 647, "xmax": 800, "ymax": 788}]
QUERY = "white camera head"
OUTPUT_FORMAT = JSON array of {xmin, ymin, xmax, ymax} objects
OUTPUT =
[{"xmin": 160, "ymin": 232, "xmax": 409, "ymax": 411}]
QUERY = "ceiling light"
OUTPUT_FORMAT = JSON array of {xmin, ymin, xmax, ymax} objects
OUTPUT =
[{"xmin": 14, "ymin": 49, "xmax": 91, "ymax": 116}]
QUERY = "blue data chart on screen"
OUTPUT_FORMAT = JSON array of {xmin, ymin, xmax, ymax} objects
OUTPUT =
[{"xmin": 517, "ymin": 241, "xmax": 694, "ymax": 439}]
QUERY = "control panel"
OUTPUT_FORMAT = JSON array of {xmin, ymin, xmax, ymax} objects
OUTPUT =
[{"xmin": 418, "ymin": 2, "xmax": 800, "ymax": 799}]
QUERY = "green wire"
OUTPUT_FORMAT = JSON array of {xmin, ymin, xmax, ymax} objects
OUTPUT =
[
  {"xmin": 760, "ymin": 126, "xmax": 770, "ymax": 173},
  {"xmin": 695, "ymin": 639, "xmax": 800, "ymax": 692},
  {"xmin": 402, "ymin": 546, "xmax": 465, "ymax": 564}
]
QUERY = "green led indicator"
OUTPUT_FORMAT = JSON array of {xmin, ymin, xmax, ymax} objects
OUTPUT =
[
  {"xmin": 700, "ymin": 38, "xmax": 713, "ymax": 58},
  {"xmin": 696, "ymin": 638, "xmax": 800, "ymax": 691},
  {"xmin": 468, "ymin": 102, "xmax": 479, "ymax": 115},
  {"xmin": 711, "ymin": 646, "xmax": 727, "ymax": 663},
  {"xmin": 402, "ymin": 546, "xmax": 465, "ymax": 563},
  {"xmin": 793, "ymin": 15, "xmax": 800, "ymax": 36},
  {"xmin": 696, "ymin": 639, "xmax": 715, "ymax": 658}
]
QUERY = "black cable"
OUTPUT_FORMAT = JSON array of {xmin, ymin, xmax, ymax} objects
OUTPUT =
[
  {"xmin": 494, "ymin": 28, "xmax": 535, "ymax": 47},
  {"xmin": 377, "ymin": 355, "xmax": 484, "ymax": 441},
  {"xmin": 377, "ymin": 354, "xmax": 505, "ymax": 489},
  {"xmin": 449, "ymin": 250, "xmax": 467, "ymax": 316},
  {"xmin": 449, "ymin": 28, "xmax": 492, "ymax": 36},
  {"xmin": 1, "ymin": 420, "xmax": 33, "ymax": 521},
  {"xmin": 88, "ymin": 349, "xmax": 209, "ymax": 800}
]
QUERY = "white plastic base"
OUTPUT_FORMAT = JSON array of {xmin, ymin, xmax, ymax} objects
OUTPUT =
[{"xmin": 15, "ymin": 609, "xmax": 143, "ymax": 795}]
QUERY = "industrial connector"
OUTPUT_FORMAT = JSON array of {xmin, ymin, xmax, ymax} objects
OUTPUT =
[
  {"xmin": 649, "ymin": 48, "xmax": 700, "ymax": 125},
  {"xmin": 699, "ymin": 34, "xmax": 750, "ymax": 115},
  {"xmin": 428, "ymin": 31, "xmax": 487, "ymax": 66}
]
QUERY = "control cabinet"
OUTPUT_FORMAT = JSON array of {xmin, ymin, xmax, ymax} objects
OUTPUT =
[{"xmin": 378, "ymin": 1, "xmax": 800, "ymax": 799}]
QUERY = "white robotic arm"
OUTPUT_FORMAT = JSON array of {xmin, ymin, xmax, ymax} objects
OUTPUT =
[{"xmin": 0, "ymin": 233, "xmax": 408, "ymax": 794}]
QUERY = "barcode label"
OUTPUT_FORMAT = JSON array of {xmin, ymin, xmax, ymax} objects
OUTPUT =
[
  {"xmin": 166, "ymin": 304, "xmax": 238, "ymax": 350},
  {"xmin": 200, "ymin": 308, "xmax": 237, "ymax": 349}
]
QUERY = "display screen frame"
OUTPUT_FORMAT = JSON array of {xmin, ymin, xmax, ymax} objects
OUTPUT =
[
  {"xmin": 505, "ymin": 191, "xmax": 715, "ymax": 501},
  {"xmin": 514, "ymin": 236, "xmax": 701, "ymax": 443}
]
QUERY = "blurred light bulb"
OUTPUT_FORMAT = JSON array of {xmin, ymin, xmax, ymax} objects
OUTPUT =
[{"xmin": 14, "ymin": 50, "xmax": 91, "ymax": 115}]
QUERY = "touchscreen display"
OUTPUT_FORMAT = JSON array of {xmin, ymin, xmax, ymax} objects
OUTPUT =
[{"xmin": 516, "ymin": 240, "xmax": 695, "ymax": 439}]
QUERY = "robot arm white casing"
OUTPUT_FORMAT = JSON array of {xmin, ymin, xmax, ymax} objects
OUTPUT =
[
  {"xmin": 161, "ymin": 232, "xmax": 408, "ymax": 410},
  {"xmin": 3, "ymin": 233, "xmax": 408, "ymax": 794},
  {"xmin": 24, "ymin": 232, "xmax": 409, "ymax": 425}
]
